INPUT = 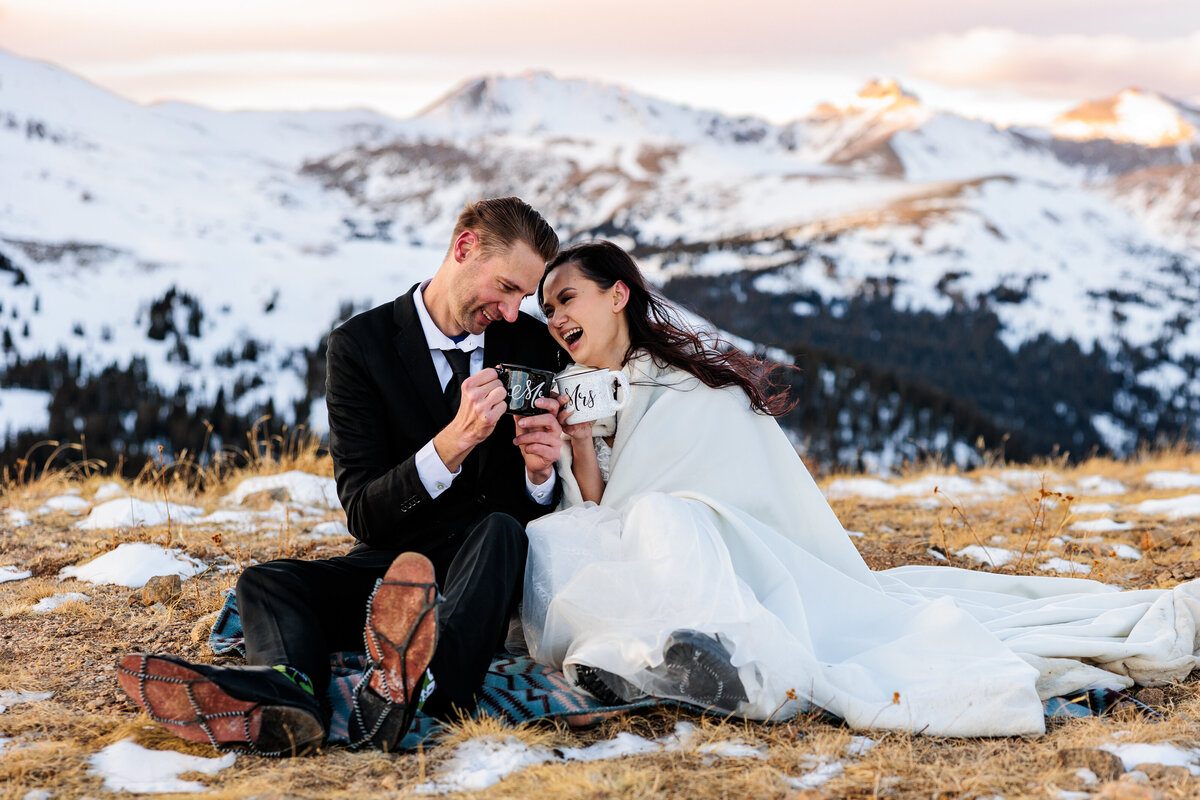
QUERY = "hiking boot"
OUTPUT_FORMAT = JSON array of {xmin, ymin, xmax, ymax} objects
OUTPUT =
[
  {"xmin": 351, "ymin": 552, "xmax": 440, "ymax": 751},
  {"xmin": 573, "ymin": 665, "xmax": 627, "ymax": 706},
  {"xmin": 117, "ymin": 653, "xmax": 325, "ymax": 757},
  {"xmin": 662, "ymin": 629, "xmax": 747, "ymax": 714}
]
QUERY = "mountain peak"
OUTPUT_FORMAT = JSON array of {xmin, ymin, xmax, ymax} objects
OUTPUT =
[
  {"xmin": 1052, "ymin": 88, "xmax": 1198, "ymax": 147},
  {"xmin": 413, "ymin": 71, "xmax": 775, "ymax": 145},
  {"xmin": 856, "ymin": 79, "xmax": 919, "ymax": 107},
  {"xmin": 812, "ymin": 78, "xmax": 922, "ymax": 117}
]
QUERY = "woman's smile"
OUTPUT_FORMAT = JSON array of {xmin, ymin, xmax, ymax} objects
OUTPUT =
[{"xmin": 541, "ymin": 261, "xmax": 631, "ymax": 369}]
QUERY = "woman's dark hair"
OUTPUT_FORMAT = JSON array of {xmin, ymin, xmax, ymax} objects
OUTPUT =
[{"xmin": 540, "ymin": 241, "xmax": 796, "ymax": 417}]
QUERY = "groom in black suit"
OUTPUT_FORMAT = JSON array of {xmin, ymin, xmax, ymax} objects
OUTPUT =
[{"xmin": 119, "ymin": 197, "xmax": 567, "ymax": 754}]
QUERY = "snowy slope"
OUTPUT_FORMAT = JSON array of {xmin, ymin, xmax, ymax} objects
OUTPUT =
[{"xmin": 3, "ymin": 51, "xmax": 1200, "ymax": 467}]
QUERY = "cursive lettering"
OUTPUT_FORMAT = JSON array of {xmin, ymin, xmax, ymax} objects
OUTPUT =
[
  {"xmin": 566, "ymin": 385, "xmax": 597, "ymax": 409},
  {"xmin": 509, "ymin": 379, "xmax": 547, "ymax": 407}
]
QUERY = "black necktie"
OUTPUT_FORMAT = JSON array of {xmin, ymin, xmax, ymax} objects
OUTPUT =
[{"xmin": 442, "ymin": 348, "xmax": 472, "ymax": 411}]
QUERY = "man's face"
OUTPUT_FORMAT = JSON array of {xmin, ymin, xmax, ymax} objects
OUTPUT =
[{"xmin": 450, "ymin": 239, "xmax": 545, "ymax": 335}]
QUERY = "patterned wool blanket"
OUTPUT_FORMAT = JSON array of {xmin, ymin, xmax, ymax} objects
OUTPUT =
[{"xmin": 208, "ymin": 594, "xmax": 1156, "ymax": 749}]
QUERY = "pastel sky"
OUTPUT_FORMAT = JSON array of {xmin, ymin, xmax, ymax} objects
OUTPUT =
[{"xmin": 2, "ymin": 0, "xmax": 1199, "ymax": 126}]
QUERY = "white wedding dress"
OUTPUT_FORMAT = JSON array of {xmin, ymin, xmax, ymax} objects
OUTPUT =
[{"xmin": 521, "ymin": 353, "xmax": 1200, "ymax": 736}]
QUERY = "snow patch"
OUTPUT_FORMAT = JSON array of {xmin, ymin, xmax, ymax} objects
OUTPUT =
[
  {"xmin": 3, "ymin": 509, "xmax": 31, "ymax": 528},
  {"xmin": 89, "ymin": 739, "xmax": 237, "ymax": 793},
  {"xmin": 0, "ymin": 565, "xmax": 32, "ymax": 583},
  {"xmin": 954, "ymin": 546, "xmax": 1016, "ymax": 567},
  {"xmin": 825, "ymin": 474, "xmax": 1013, "ymax": 502},
  {"xmin": 1144, "ymin": 470, "xmax": 1200, "ymax": 490},
  {"xmin": 1069, "ymin": 518, "xmax": 1133, "ymax": 532},
  {"xmin": 1109, "ymin": 544, "xmax": 1141, "ymax": 560},
  {"xmin": 1100, "ymin": 741, "xmax": 1200, "ymax": 775},
  {"xmin": 31, "ymin": 592, "xmax": 90, "ymax": 613},
  {"xmin": 824, "ymin": 478, "xmax": 898, "ymax": 500},
  {"xmin": 59, "ymin": 542, "xmax": 205, "ymax": 588},
  {"xmin": 413, "ymin": 722, "xmax": 764, "ymax": 794},
  {"xmin": 1040, "ymin": 558, "xmax": 1092, "ymax": 575},
  {"xmin": 77, "ymin": 498, "xmax": 203, "ymax": 530},
  {"xmin": 1125, "ymin": 494, "xmax": 1200, "ymax": 519},
  {"xmin": 1073, "ymin": 475, "xmax": 1128, "ymax": 496},
  {"xmin": 786, "ymin": 760, "xmax": 844, "ymax": 790},
  {"xmin": 1073, "ymin": 502, "xmax": 1116, "ymax": 514},
  {"xmin": 0, "ymin": 690, "xmax": 54, "ymax": 714},
  {"xmin": 36, "ymin": 495, "xmax": 92, "ymax": 514},
  {"xmin": 225, "ymin": 471, "xmax": 340, "ymax": 509},
  {"xmin": 309, "ymin": 520, "xmax": 350, "ymax": 537},
  {"xmin": 93, "ymin": 481, "xmax": 127, "ymax": 501}
]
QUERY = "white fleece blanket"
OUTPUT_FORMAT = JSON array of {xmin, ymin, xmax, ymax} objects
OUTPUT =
[{"xmin": 522, "ymin": 354, "xmax": 1200, "ymax": 736}]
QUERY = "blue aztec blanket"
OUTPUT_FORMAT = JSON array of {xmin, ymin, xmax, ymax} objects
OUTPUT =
[
  {"xmin": 209, "ymin": 593, "xmax": 669, "ymax": 749},
  {"xmin": 208, "ymin": 594, "xmax": 1157, "ymax": 749}
]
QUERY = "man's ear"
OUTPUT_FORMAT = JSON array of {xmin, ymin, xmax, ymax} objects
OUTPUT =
[
  {"xmin": 612, "ymin": 281, "xmax": 630, "ymax": 313},
  {"xmin": 453, "ymin": 230, "xmax": 477, "ymax": 263}
]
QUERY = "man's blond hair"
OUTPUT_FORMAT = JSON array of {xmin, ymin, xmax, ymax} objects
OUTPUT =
[{"xmin": 450, "ymin": 197, "xmax": 559, "ymax": 263}]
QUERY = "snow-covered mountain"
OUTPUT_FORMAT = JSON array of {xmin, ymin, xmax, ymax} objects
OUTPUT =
[
  {"xmin": 2, "ymin": 50, "xmax": 1199, "ymax": 472},
  {"xmin": 1051, "ymin": 89, "xmax": 1200, "ymax": 147}
]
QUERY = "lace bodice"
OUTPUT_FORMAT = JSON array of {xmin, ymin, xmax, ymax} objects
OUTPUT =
[{"xmin": 593, "ymin": 437, "xmax": 612, "ymax": 483}]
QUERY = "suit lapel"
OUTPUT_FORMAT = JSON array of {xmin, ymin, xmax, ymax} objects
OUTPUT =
[{"xmin": 391, "ymin": 289, "xmax": 453, "ymax": 431}]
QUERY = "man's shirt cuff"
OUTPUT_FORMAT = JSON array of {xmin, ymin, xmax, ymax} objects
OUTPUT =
[
  {"xmin": 526, "ymin": 468, "xmax": 557, "ymax": 505},
  {"xmin": 416, "ymin": 439, "xmax": 460, "ymax": 499}
]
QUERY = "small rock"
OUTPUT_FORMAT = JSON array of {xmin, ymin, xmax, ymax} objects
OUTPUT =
[
  {"xmin": 1134, "ymin": 687, "xmax": 1165, "ymax": 706},
  {"xmin": 1057, "ymin": 748, "xmax": 1125, "ymax": 781},
  {"xmin": 86, "ymin": 697, "xmax": 105, "ymax": 709},
  {"xmin": 1137, "ymin": 530, "xmax": 1187, "ymax": 552},
  {"xmin": 241, "ymin": 487, "xmax": 289, "ymax": 509},
  {"xmin": 142, "ymin": 574, "xmax": 182, "ymax": 606}
]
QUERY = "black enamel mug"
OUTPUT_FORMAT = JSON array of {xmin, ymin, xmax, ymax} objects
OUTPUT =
[{"xmin": 493, "ymin": 363, "xmax": 557, "ymax": 416}]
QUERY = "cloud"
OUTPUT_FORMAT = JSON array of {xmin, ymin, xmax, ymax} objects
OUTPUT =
[{"xmin": 902, "ymin": 27, "xmax": 1200, "ymax": 101}]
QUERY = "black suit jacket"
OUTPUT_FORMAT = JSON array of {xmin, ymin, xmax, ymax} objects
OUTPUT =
[{"xmin": 325, "ymin": 286, "xmax": 567, "ymax": 581}]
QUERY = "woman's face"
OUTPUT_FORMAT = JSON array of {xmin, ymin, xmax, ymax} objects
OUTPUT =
[{"xmin": 541, "ymin": 261, "xmax": 631, "ymax": 370}]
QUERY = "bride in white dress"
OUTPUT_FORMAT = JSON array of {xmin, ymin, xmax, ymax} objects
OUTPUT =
[{"xmin": 521, "ymin": 241, "xmax": 1200, "ymax": 737}]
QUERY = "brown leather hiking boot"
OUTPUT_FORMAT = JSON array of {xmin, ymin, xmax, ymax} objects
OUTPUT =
[
  {"xmin": 117, "ymin": 653, "xmax": 325, "ymax": 757},
  {"xmin": 351, "ymin": 552, "xmax": 440, "ymax": 751}
]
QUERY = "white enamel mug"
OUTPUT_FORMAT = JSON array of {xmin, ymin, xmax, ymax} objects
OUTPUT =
[{"xmin": 554, "ymin": 365, "xmax": 631, "ymax": 425}]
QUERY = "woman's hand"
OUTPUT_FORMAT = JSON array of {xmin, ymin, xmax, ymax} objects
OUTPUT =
[
  {"xmin": 557, "ymin": 404, "xmax": 594, "ymax": 442},
  {"xmin": 515, "ymin": 395, "xmax": 569, "ymax": 485}
]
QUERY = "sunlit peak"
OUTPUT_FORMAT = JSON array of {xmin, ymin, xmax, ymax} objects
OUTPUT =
[{"xmin": 1051, "ymin": 88, "xmax": 1198, "ymax": 147}]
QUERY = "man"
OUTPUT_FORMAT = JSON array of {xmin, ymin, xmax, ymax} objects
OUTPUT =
[{"xmin": 119, "ymin": 197, "xmax": 568, "ymax": 755}]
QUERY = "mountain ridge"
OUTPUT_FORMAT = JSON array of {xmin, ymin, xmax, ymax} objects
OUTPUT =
[{"xmin": 2, "ymin": 51, "xmax": 1199, "ymax": 473}]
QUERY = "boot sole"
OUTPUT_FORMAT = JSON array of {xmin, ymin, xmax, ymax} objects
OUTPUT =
[
  {"xmin": 364, "ymin": 552, "xmax": 438, "ymax": 706},
  {"xmin": 117, "ymin": 654, "xmax": 323, "ymax": 756}
]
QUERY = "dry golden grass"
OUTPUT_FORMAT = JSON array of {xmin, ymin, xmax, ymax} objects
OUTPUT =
[{"xmin": 3, "ymin": 447, "xmax": 1200, "ymax": 798}]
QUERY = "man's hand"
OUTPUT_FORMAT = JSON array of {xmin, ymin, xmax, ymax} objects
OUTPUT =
[
  {"xmin": 433, "ymin": 368, "xmax": 507, "ymax": 473},
  {"xmin": 514, "ymin": 395, "xmax": 568, "ymax": 484}
]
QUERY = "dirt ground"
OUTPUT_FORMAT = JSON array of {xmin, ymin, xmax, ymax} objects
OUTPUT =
[{"xmin": 3, "ymin": 452, "xmax": 1200, "ymax": 799}]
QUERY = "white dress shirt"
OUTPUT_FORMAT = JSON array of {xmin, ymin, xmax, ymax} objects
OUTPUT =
[{"xmin": 412, "ymin": 282, "xmax": 556, "ymax": 504}]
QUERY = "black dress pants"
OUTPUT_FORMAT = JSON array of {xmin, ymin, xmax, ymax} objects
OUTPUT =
[{"xmin": 235, "ymin": 512, "xmax": 528, "ymax": 720}]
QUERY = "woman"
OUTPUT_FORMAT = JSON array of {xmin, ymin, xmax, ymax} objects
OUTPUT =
[{"xmin": 522, "ymin": 241, "xmax": 1200, "ymax": 737}]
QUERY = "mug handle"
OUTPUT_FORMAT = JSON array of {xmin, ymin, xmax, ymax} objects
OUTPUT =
[{"xmin": 610, "ymin": 371, "xmax": 631, "ymax": 410}]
